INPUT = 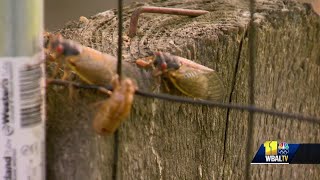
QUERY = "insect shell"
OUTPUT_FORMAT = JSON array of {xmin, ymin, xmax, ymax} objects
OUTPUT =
[
  {"xmin": 44, "ymin": 33, "xmax": 117, "ymax": 85},
  {"xmin": 136, "ymin": 52, "xmax": 225, "ymax": 101},
  {"xmin": 93, "ymin": 76, "xmax": 136, "ymax": 135}
]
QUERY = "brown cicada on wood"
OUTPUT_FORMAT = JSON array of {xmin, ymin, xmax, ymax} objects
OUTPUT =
[
  {"xmin": 44, "ymin": 33, "xmax": 116, "ymax": 85},
  {"xmin": 136, "ymin": 52, "xmax": 225, "ymax": 101}
]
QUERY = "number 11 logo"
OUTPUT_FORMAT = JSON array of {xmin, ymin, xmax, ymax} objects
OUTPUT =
[{"xmin": 264, "ymin": 141, "xmax": 278, "ymax": 155}]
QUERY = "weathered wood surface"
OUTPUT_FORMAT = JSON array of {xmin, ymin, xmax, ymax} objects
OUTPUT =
[{"xmin": 47, "ymin": 0, "xmax": 320, "ymax": 179}]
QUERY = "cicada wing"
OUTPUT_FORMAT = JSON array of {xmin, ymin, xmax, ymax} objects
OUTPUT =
[
  {"xmin": 205, "ymin": 71, "xmax": 225, "ymax": 101},
  {"xmin": 168, "ymin": 66, "xmax": 225, "ymax": 101}
]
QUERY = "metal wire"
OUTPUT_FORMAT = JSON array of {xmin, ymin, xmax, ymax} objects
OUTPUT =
[
  {"xmin": 246, "ymin": 0, "xmax": 257, "ymax": 178},
  {"xmin": 47, "ymin": 79, "xmax": 320, "ymax": 124},
  {"xmin": 117, "ymin": 0, "xmax": 123, "ymax": 79},
  {"xmin": 113, "ymin": 0, "xmax": 123, "ymax": 179}
]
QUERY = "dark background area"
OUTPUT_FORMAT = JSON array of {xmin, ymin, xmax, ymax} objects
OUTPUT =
[
  {"xmin": 44, "ymin": 0, "xmax": 319, "ymax": 31},
  {"xmin": 44, "ymin": 0, "xmax": 148, "ymax": 31}
]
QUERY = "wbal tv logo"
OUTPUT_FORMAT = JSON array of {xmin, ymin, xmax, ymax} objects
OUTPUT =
[
  {"xmin": 251, "ymin": 141, "xmax": 296, "ymax": 164},
  {"xmin": 252, "ymin": 141, "xmax": 319, "ymax": 164},
  {"xmin": 264, "ymin": 141, "xmax": 289, "ymax": 163}
]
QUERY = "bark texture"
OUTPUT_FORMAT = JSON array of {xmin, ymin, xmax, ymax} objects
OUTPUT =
[{"xmin": 47, "ymin": 0, "xmax": 320, "ymax": 179}]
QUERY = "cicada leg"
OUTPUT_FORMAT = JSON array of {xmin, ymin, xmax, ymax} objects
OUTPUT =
[
  {"xmin": 60, "ymin": 65, "xmax": 71, "ymax": 80},
  {"xmin": 162, "ymin": 79, "xmax": 171, "ymax": 93},
  {"xmin": 52, "ymin": 64, "xmax": 60, "ymax": 78},
  {"xmin": 97, "ymin": 74, "xmax": 121, "ymax": 97},
  {"xmin": 67, "ymin": 82, "xmax": 77, "ymax": 101},
  {"xmin": 94, "ymin": 86, "xmax": 112, "ymax": 97},
  {"xmin": 135, "ymin": 56, "xmax": 155, "ymax": 68}
]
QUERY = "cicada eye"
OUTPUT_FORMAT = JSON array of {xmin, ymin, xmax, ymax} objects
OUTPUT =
[
  {"xmin": 161, "ymin": 62, "xmax": 167, "ymax": 71},
  {"xmin": 61, "ymin": 41, "xmax": 81, "ymax": 56},
  {"xmin": 56, "ymin": 44, "xmax": 64, "ymax": 54},
  {"xmin": 167, "ymin": 61, "xmax": 180, "ymax": 70}
]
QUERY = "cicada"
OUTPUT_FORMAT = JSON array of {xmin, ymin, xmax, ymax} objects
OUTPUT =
[
  {"xmin": 93, "ymin": 75, "xmax": 136, "ymax": 135},
  {"xmin": 44, "ymin": 33, "xmax": 117, "ymax": 85},
  {"xmin": 136, "ymin": 52, "xmax": 225, "ymax": 101},
  {"xmin": 45, "ymin": 34, "xmax": 138, "ymax": 134}
]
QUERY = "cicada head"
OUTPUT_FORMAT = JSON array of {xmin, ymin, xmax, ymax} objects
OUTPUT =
[
  {"xmin": 46, "ymin": 34, "xmax": 81, "ymax": 57},
  {"xmin": 152, "ymin": 52, "xmax": 181, "ymax": 76},
  {"xmin": 135, "ymin": 52, "xmax": 181, "ymax": 77}
]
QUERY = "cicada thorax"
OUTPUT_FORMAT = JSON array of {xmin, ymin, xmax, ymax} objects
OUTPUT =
[
  {"xmin": 64, "ymin": 47, "xmax": 117, "ymax": 85},
  {"xmin": 153, "ymin": 52, "xmax": 225, "ymax": 101}
]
